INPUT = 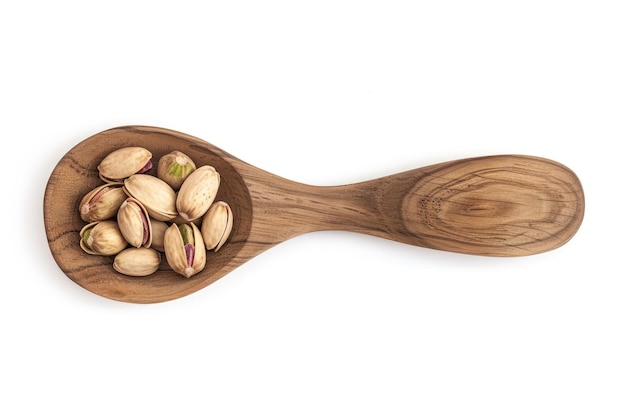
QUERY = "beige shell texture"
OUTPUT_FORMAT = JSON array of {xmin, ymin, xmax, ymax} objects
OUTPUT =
[
  {"xmin": 98, "ymin": 146, "xmax": 152, "ymax": 182},
  {"xmin": 175, "ymin": 165, "xmax": 220, "ymax": 222},
  {"xmin": 79, "ymin": 220, "xmax": 128, "ymax": 256},
  {"xmin": 117, "ymin": 198, "xmax": 153, "ymax": 248},
  {"xmin": 123, "ymin": 174, "xmax": 178, "ymax": 221},
  {"xmin": 113, "ymin": 247, "xmax": 161, "ymax": 277},
  {"xmin": 79, "ymin": 183, "xmax": 126, "ymax": 223},
  {"xmin": 149, "ymin": 220, "xmax": 170, "ymax": 252},
  {"xmin": 201, "ymin": 201, "xmax": 233, "ymax": 252}
]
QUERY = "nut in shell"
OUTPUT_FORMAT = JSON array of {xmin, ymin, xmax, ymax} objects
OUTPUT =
[
  {"xmin": 98, "ymin": 146, "xmax": 153, "ymax": 182},
  {"xmin": 79, "ymin": 183, "xmax": 126, "ymax": 222},
  {"xmin": 164, "ymin": 222, "xmax": 206, "ymax": 278},
  {"xmin": 157, "ymin": 150, "xmax": 196, "ymax": 190},
  {"xmin": 123, "ymin": 174, "xmax": 178, "ymax": 221},
  {"xmin": 117, "ymin": 197, "xmax": 153, "ymax": 248},
  {"xmin": 171, "ymin": 214, "xmax": 202, "ymax": 227},
  {"xmin": 176, "ymin": 165, "xmax": 220, "ymax": 222},
  {"xmin": 201, "ymin": 201, "xmax": 233, "ymax": 252},
  {"xmin": 113, "ymin": 247, "xmax": 161, "ymax": 277},
  {"xmin": 79, "ymin": 220, "xmax": 128, "ymax": 256},
  {"xmin": 149, "ymin": 220, "xmax": 169, "ymax": 252}
]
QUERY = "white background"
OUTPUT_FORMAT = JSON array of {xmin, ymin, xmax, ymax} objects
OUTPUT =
[{"xmin": 3, "ymin": 1, "xmax": 625, "ymax": 416}]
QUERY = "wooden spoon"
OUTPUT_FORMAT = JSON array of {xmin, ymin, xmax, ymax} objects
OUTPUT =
[{"xmin": 44, "ymin": 126, "xmax": 584, "ymax": 303}]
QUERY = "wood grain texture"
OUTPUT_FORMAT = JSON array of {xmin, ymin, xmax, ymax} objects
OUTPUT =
[{"xmin": 44, "ymin": 126, "xmax": 585, "ymax": 303}]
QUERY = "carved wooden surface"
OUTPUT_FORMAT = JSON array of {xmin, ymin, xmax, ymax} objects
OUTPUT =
[{"xmin": 44, "ymin": 126, "xmax": 585, "ymax": 303}]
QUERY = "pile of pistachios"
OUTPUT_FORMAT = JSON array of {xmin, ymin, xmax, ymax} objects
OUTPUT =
[{"xmin": 78, "ymin": 146, "xmax": 233, "ymax": 278}]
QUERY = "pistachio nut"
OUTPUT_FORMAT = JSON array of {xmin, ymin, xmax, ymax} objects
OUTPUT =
[
  {"xmin": 123, "ymin": 174, "xmax": 178, "ymax": 221},
  {"xmin": 176, "ymin": 165, "xmax": 220, "ymax": 222},
  {"xmin": 98, "ymin": 146, "xmax": 153, "ymax": 183},
  {"xmin": 117, "ymin": 197, "xmax": 153, "ymax": 248},
  {"xmin": 79, "ymin": 182, "xmax": 127, "ymax": 222},
  {"xmin": 79, "ymin": 220, "xmax": 128, "ymax": 256},
  {"xmin": 201, "ymin": 201, "xmax": 233, "ymax": 252},
  {"xmin": 113, "ymin": 247, "xmax": 161, "ymax": 277},
  {"xmin": 164, "ymin": 222, "xmax": 206, "ymax": 278},
  {"xmin": 149, "ymin": 219, "xmax": 169, "ymax": 252},
  {"xmin": 157, "ymin": 150, "xmax": 196, "ymax": 191},
  {"xmin": 171, "ymin": 214, "xmax": 203, "ymax": 227}
]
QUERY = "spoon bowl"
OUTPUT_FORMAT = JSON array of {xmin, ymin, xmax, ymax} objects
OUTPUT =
[{"xmin": 44, "ymin": 126, "xmax": 584, "ymax": 303}]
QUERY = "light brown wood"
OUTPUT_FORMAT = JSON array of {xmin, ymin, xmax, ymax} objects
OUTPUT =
[{"xmin": 44, "ymin": 126, "xmax": 585, "ymax": 303}]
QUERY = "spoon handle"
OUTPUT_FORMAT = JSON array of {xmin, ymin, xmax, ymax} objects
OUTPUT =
[{"xmin": 248, "ymin": 155, "xmax": 584, "ymax": 256}]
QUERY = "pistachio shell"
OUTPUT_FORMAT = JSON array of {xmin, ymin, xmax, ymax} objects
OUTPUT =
[
  {"xmin": 79, "ymin": 220, "xmax": 127, "ymax": 256},
  {"xmin": 163, "ymin": 222, "xmax": 206, "ymax": 278},
  {"xmin": 123, "ymin": 174, "xmax": 178, "ymax": 221},
  {"xmin": 171, "ymin": 214, "xmax": 203, "ymax": 227},
  {"xmin": 149, "ymin": 220, "xmax": 169, "ymax": 252},
  {"xmin": 176, "ymin": 165, "xmax": 220, "ymax": 222},
  {"xmin": 98, "ymin": 146, "xmax": 153, "ymax": 182},
  {"xmin": 113, "ymin": 247, "xmax": 161, "ymax": 277},
  {"xmin": 201, "ymin": 201, "xmax": 233, "ymax": 252},
  {"xmin": 117, "ymin": 198, "xmax": 153, "ymax": 248},
  {"xmin": 79, "ymin": 183, "xmax": 126, "ymax": 222},
  {"xmin": 157, "ymin": 150, "xmax": 197, "ymax": 190}
]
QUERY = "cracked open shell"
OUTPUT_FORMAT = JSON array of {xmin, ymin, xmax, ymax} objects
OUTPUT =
[
  {"xmin": 201, "ymin": 201, "xmax": 233, "ymax": 252},
  {"xmin": 157, "ymin": 150, "xmax": 196, "ymax": 190},
  {"xmin": 79, "ymin": 220, "xmax": 128, "ymax": 256},
  {"xmin": 117, "ymin": 197, "xmax": 153, "ymax": 248},
  {"xmin": 164, "ymin": 222, "xmax": 206, "ymax": 278},
  {"xmin": 176, "ymin": 165, "xmax": 220, "ymax": 222},
  {"xmin": 79, "ymin": 182, "xmax": 127, "ymax": 222},
  {"xmin": 123, "ymin": 174, "xmax": 178, "ymax": 221},
  {"xmin": 97, "ymin": 146, "xmax": 153, "ymax": 183}
]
